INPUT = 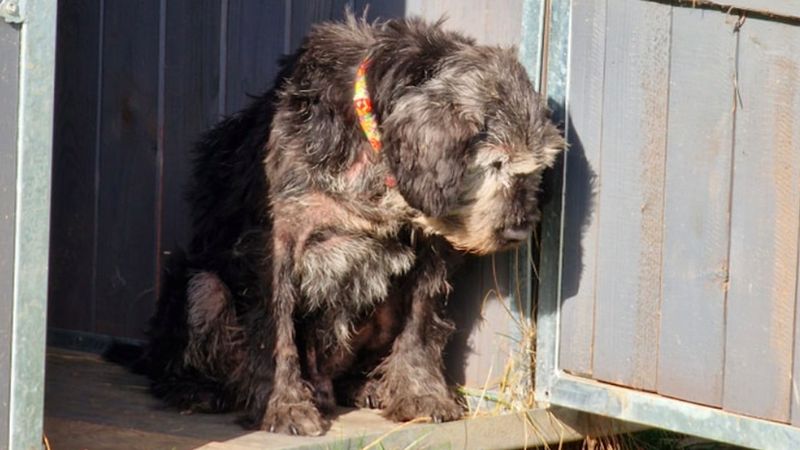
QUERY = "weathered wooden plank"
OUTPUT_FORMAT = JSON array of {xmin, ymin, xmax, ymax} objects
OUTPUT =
[
  {"xmin": 94, "ymin": 0, "xmax": 161, "ymax": 339},
  {"xmin": 406, "ymin": 0, "xmax": 523, "ymax": 46},
  {"xmin": 558, "ymin": 0, "xmax": 606, "ymax": 378},
  {"xmin": 0, "ymin": 19, "xmax": 20, "ymax": 447},
  {"xmin": 447, "ymin": 256, "xmax": 510, "ymax": 389},
  {"xmin": 49, "ymin": 0, "xmax": 101, "ymax": 334},
  {"xmin": 225, "ymin": 0, "xmax": 287, "ymax": 114},
  {"xmin": 161, "ymin": 0, "xmax": 222, "ymax": 262},
  {"xmin": 656, "ymin": 7, "xmax": 735, "ymax": 407},
  {"xmin": 353, "ymin": 0, "xmax": 405, "ymax": 19},
  {"xmin": 289, "ymin": 0, "xmax": 351, "ymax": 51},
  {"xmin": 591, "ymin": 0, "xmax": 671, "ymax": 391},
  {"xmin": 724, "ymin": 17, "xmax": 800, "ymax": 423}
]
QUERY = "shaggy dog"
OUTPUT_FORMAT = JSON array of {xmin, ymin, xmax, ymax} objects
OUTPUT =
[{"xmin": 143, "ymin": 14, "xmax": 564, "ymax": 436}]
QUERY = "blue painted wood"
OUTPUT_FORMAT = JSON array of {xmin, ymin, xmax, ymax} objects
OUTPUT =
[
  {"xmin": 354, "ymin": 0, "xmax": 405, "ymax": 20},
  {"xmin": 225, "ymin": 0, "xmax": 287, "ymax": 114},
  {"xmin": 656, "ymin": 6, "xmax": 735, "ymax": 407},
  {"xmin": 289, "ymin": 0, "xmax": 351, "ymax": 51},
  {"xmin": 94, "ymin": 0, "xmax": 161, "ymax": 339},
  {"xmin": 49, "ymin": 0, "xmax": 102, "ymax": 335},
  {"xmin": 591, "ymin": 0, "xmax": 671, "ymax": 391},
  {"xmin": 406, "ymin": 0, "xmax": 523, "ymax": 46},
  {"xmin": 161, "ymin": 0, "xmax": 222, "ymax": 259},
  {"xmin": 558, "ymin": 0, "xmax": 606, "ymax": 378},
  {"xmin": 0, "ymin": 18, "xmax": 20, "ymax": 446},
  {"xmin": 724, "ymin": 16, "xmax": 800, "ymax": 423}
]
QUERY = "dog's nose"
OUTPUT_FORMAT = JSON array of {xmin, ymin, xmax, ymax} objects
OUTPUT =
[{"xmin": 501, "ymin": 226, "xmax": 531, "ymax": 242}]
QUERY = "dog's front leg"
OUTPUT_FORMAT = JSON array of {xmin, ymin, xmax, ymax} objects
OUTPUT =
[
  {"xmin": 261, "ymin": 236, "xmax": 329, "ymax": 436},
  {"xmin": 374, "ymin": 244, "xmax": 464, "ymax": 423}
]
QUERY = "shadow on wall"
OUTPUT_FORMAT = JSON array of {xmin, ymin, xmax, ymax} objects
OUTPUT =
[
  {"xmin": 443, "ymin": 110, "xmax": 597, "ymax": 387},
  {"xmin": 561, "ymin": 115, "xmax": 598, "ymax": 301}
]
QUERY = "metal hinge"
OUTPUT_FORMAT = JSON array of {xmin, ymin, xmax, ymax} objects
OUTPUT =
[{"xmin": 0, "ymin": 0, "xmax": 23, "ymax": 24}]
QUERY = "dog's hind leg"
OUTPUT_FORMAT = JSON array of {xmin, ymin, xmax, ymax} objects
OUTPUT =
[
  {"xmin": 161, "ymin": 271, "xmax": 242, "ymax": 413},
  {"xmin": 372, "ymin": 243, "xmax": 465, "ymax": 423},
  {"xmin": 184, "ymin": 271, "xmax": 243, "ymax": 375}
]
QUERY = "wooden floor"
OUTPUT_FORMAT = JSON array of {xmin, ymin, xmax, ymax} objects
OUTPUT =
[
  {"xmin": 44, "ymin": 348, "xmax": 409, "ymax": 449},
  {"xmin": 43, "ymin": 348, "xmax": 609, "ymax": 449}
]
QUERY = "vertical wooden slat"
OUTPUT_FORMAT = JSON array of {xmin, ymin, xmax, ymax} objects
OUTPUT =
[
  {"xmin": 289, "ymin": 0, "xmax": 352, "ymax": 51},
  {"xmin": 353, "ymin": 0, "xmax": 405, "ymax": 19},
  {"xmin": 0, "ymin": 19, "xmax": 20, "ymax": 446},
  {"xmin": 656, "ymin": 7, "xmax": 735, "ymax": 407},
  {"xmin": 592, "ymin": 0, "xmax": 671, "ymax": 391},
  {"xmin": 406, "ymin": 0, "xmax": 523, "ymax": 46},
  {"xmin": 724, "ymin": 17, "xmax": 800, "ymax": 422},
  {"xmin": 48, "ymin": 0, "xmax": 102, "ymax": 334},
  {"xmin": 94, "ymin": 0, "xmax": 161, "ymax": 338},
  {"xmin": 558, "ymin": 0, "xmax": 606, "ymax": 377},
  {"xmin": 225, "ymin": 0, "xmax": 287, "ymax": 114},
  {"xmin": 161, "ymin": 0, "xmax": 222, "ymax": 258}
]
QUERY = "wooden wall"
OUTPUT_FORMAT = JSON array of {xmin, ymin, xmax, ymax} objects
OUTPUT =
[
  {"xmin": 559, "ymin": 0, "xmax": 800, "ymax": 425},
  {"xmin": 48, "ymin": 0, "xmax": 527, "ymax": 388},
  {"xmin": 51, "ymin": 0, "xmax": 372, "ymax": 339}
]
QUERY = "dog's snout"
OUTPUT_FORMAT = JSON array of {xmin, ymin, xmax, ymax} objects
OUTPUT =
[{"xmin": 501, "ymin": 226, "xmax": 531, "ymax": 242}]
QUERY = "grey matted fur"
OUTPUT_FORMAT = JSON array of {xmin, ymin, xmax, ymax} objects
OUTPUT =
[{"xmin": 143, "ymin": 13, "xmax": 565, "ymax": 436}]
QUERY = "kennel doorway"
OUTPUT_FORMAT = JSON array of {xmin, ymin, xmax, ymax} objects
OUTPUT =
[{"xmin": 40, "ymin": 1, "xmax": 598, "ymax": 448}]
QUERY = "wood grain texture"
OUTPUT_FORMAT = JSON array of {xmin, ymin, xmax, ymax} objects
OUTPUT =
[
  {"xmin": 225, "ymin": 0, "xmax": 287, "ymax": 114},
  {"xmin": 94, "ymin": 0, "xmax": 161, "ymax": 339},
  {"xmin": 406, "ymin": 0, "xmax": 523, "ymax": 46},
  {"xmin": 656, "ymin": 6, "xmax": 735, "ymax": 407},
  {"xmin": 289, "ymin": 0, "xmax": 351, "ymax": 51},
  {"xmin": 161, "ymin": 0, "xmax": 222, "ymax": 259},
  {"xmin": 48, "ymin": 0, "xmax": 101, "ymax": 334},
  {"xmin": 0, "ymin": 19, "xmax": 20, "ymax": 447},
  {"xmin": 353, "ymin": 0, "xmax": 405, "ymax": 20},
  {"xmin": 558, "ymin": 0, "xmax": 606, "ymax": 377},
  {"xmin": 724, "ymin": 17, "xmax": 800, "ymax": 423},
  {"xmin": 591, "ymin": 0, "xmax": 671, "ymax": 391}
]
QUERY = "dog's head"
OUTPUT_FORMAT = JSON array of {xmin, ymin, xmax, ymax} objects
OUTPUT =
[{"xmin": 382, "ymin": 45, "xmax": 565, "ymax": 255}]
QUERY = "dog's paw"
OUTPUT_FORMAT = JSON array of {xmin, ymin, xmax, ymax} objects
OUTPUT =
[
  {"xmin": 261, "ymin": 401, "xmax": 329, "ymax": 436},
  {"xmin": 351, "ymin": 379, "xmax": 384, "ymax": 409},
  {"xmin": 383, "ymin": 394, "xmax": 464, "ymax": 423}
]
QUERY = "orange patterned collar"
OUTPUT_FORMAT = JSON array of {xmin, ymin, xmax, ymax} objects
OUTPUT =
[
  {"xmin": 353, "ymin": 59, "xmax": 382, "ymax": 153},
  {"xmin": 353, "ymin": 58, "xmax": 397, "ymax": 188}
]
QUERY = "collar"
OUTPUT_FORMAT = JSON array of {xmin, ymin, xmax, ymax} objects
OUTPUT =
[
  {"xmin": 354, "ymin": 58, "xmax": 383, "ymax": 153},
  {"xmin": 354, "ymin": 58, "xmax": 396, "ymax": 188}
]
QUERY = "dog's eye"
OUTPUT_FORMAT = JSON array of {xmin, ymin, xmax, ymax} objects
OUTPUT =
[
  {"xmin": 469, "ymin": 132, "xmax": 488, "ymax": 147},
  {"xmin": 491, "ymin": 160, "xmax": 503, "ymax": 170}
]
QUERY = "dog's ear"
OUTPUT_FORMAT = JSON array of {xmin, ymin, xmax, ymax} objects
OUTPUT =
[
  {"xmin": 382, "ymin": 90, "xmax": 477, "ymax": 217},
  {"xmin": 538, "ymin": 119, "xmax": 567, "ymax": 168}
]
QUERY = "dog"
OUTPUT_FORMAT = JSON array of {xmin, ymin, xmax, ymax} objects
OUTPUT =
[{"xmin": 143, "ymin": 13, "xmax": 565, "ymax": 436}]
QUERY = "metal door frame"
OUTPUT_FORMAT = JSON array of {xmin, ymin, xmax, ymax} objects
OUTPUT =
[{"xmin": 2, "ymin": 0, "xmax": 56, "ymax": 448}]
